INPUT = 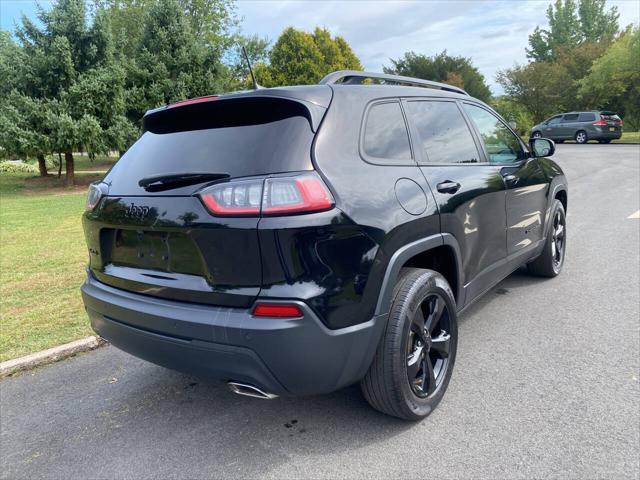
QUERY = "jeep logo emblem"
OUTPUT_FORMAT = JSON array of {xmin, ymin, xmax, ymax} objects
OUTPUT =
[{"xmin": 124, "ymin": 203, "xmax": 150, "ymax": 218}]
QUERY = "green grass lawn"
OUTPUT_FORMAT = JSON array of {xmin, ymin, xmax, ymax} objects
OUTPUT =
[
  {"xmin": 0, "ymin": 172, "xmax": 105, "ymax": 361},
  {"xmin": 613, "ymin": 131, "xmax": 640, "ymax": 144}
]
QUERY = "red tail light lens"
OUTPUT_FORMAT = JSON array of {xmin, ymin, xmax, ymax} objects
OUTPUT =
[
  {"xmin": 198, "ymin": 172, "xmax": 334, "ymax": 217},
  {"xmin": 199, "ymin": 179, "xmax": 263, "ymax": 216},
  {"xmin": 593, "ymin": 120, "xmax": 607, "ymax": 125},
  {"xmin": 263, "ymin": 173, "xmax": 334, "ymax": 215},
  {"xmin": 252, "ymin": 303, "xmax": 304, "ymax": 318}
]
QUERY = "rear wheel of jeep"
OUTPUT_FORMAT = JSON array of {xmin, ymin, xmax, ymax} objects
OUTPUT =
[{"xmin": 361, "ymin": 268, "xmax": 458, "ymax": 421}]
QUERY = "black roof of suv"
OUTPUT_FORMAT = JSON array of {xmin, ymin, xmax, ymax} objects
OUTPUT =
[{"xmin": 81, "ymin": 70, "xmax": 568, "ymax": 420}]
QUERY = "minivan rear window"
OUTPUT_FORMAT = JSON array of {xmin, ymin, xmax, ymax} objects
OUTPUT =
[
  {"xmin": 105, "ymin": 99, "xmax": 316, "ymax": 195},
  {"xmin": 578, "ymin": 113, "xmax": 596, "ymax": 122}
]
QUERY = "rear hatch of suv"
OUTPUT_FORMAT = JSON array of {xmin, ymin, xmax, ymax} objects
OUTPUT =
[
  {"xmin": 83, "ymin": 89, "xmax": 331, "ymax": 308},
  {"xmin": 596, "ymin": 111, "xmax": 623, "ymax": 133}
]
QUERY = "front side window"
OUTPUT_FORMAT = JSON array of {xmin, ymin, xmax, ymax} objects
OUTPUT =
[
  {"xmin": 463, "ymin": 103, "xmax": 526, "ymax": 164},
  {"xmin": 362, "ymin": 102, "xmax": 412, "ymax": 161},
  {"xmin": 405, "ymin": 100, "xmax": 480, "ymax": 164}
]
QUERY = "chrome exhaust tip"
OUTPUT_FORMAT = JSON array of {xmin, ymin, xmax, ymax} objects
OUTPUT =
[{"xmin": 227, "ymin": 382, "xmax": 278, "ymax": 400}]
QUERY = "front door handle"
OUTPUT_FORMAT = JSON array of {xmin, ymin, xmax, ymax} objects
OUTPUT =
[
  {"xmin": 503, "ymin": 174, "xmax": 519, "ymax": 186},
  {"xmin": 436, "ymin": 181, "xmax": 461, "ymax": 194}
]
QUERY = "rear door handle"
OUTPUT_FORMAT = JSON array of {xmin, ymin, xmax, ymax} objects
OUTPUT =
[
  {"xmin": 436, "ymin": 181, "xmax": 461, "ymax": 194},
  {"xmin": 503, "ymin": 174, "xmax": 519, "ymax": 186}
]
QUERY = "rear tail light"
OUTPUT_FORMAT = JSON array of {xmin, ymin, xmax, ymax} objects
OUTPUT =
[
  {"xmin": 252, "ymin": 303, "xmax": 304, "ymax": 318},
  {"xmin": 198, "ymin": 172, "xmax": 334, "ymax": 217},
  {"xmin": 263, "ymin": 174, "xmax": 334, "ymax": 215},
  {"xmin": 199, "ymin": 179, "xmax": 262, "ymax": 216},
  {"xmin": 593, "ymin": 119, "xmax": 607, "ymax": 126},
  {"xmin": 620, "ymin": 119, "xmax": 624, "ymax": 126},
  {"xmin": 85, "ymin": 183, "xmax": 103, "ymax": 211}
]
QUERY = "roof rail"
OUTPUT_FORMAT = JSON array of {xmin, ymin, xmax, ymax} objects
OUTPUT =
[{"xmin": 319, "ymin": 70, "xmax": 469, "ymax": 96}]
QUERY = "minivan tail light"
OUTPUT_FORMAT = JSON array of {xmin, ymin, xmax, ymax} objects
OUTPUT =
[
  {"xmin": 593, "ymin": 119, "xmax": 607, "ymax": 125},
  {"xmin": 198, "ymin": 173, "xmax": 334, "ymax": 217},
  {"xmin": 252, "ymin": 303, "xmax": 304, "ymax": 318}
]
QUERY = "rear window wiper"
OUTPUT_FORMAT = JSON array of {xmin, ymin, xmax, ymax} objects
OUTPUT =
[{"xmin": 139, "ymin": 173, "xmax": 229, "ymax": 192}]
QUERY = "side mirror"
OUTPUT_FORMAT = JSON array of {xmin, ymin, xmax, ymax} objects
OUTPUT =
[{"xmin": 530, "ymin": 137, "xmax": 555, "ymax": 157}]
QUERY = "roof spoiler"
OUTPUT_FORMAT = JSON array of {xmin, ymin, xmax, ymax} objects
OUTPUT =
[{"xmin": 319, "ymin": 70, "xmax": 469, "ymax": 96}]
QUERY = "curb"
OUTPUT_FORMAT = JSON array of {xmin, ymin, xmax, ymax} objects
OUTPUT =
[{"xmin": 0, "ymin": 336, "xmax": 107, "ymax": 379}]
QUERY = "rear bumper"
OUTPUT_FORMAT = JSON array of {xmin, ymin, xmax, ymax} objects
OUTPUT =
[
  {"xmin": 591, "ymin": 127, "xmax": 622, "ymax": 139},
  {"xmin": 81, "ymin": 274, "xmax": 386, "ymax": 396}
]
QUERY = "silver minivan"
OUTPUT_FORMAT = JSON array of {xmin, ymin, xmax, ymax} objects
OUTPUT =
[{"xmin": 531, "ymin": 111, "xmax": 623, "ymax": 144}]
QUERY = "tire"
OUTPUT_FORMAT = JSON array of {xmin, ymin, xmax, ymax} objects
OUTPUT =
[
  {"xmin": 527, "ymin": 199, "xmax": 566, "ymax": 277},
  {"xmin": 361, "ymin": 268, "xmax": 458, "ymax": 421},
  {"xmin": 575, "ymin": 130, "xmax": 588, "ymax": 144},
  {"xmin": 531, "ymin": 131, "xmax": 542, "ymax": 139}
]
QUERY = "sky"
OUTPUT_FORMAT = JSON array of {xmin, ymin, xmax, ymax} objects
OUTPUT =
[{"xmin": 1, "ymin": 0, "xmax": 638, "ymax": 94}]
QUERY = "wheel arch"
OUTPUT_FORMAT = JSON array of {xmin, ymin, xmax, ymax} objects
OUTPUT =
[{"xmin": 374, "ymin": 234, "xmax": 464, "ymax": 316}]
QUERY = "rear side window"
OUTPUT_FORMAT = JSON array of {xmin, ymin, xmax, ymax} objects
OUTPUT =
[
  {"xmin": 463, "ymin": 103, "xmax": 526, "ymax": 164},
  {"xmin": 578, "ymin": 113, "xmax": 596, "ymax": 122},
  {"xmin": 363, "ymin": 102, "xmax": 412, "ymax": 161},
  {"xmin": 405, "ymin": 101, "xmax": 480, "ymax": 164},
  {"xmin": 562, "ymin": 114, "xmax": 579, "ymax": 122}
]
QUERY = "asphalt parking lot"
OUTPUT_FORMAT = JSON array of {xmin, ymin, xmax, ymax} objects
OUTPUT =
[{"xmin": 1, "ymin": 144, "xmax": 639, "ymax": 479}]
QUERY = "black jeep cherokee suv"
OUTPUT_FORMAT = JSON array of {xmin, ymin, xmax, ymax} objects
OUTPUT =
[{"xmin": 81, "ymin": 71, "xmax": 567, "ymax": 420}]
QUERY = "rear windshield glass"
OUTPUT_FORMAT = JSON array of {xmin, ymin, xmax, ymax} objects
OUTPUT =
[
  {"xmin": 601, "ymin": 113, "xmax": 621, "ymax": 121},
  {"xmin": 105, "ymin": 99, "xmax": 315, "ymax": 195}
]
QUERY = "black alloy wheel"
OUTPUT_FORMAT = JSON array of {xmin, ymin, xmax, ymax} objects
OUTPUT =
[{"xmin": 406, "ymin": 294, "xmax": 452, "ymax": 398}]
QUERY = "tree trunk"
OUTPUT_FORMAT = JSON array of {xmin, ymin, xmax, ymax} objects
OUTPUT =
[
  {"xmin": 65, "ymin": 151, "xmax": 75, "ymax": 186},
  {"xmin": 37, "ymin": 153, "xmax": 48, "ymax": 177},
  {"xmin": 58, "ymin": 153, "xmax": 63, "ymax": 178}
]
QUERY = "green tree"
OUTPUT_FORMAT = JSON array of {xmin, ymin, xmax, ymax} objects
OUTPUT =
[
  {"xmin": 123, "ymin": 0, "xmax": 231, "ymax": 122},
  {"xmin": 0, "ymin": 93, "xmax": 51, "ymax": 174},
  {"xmin": 257, "ymin": 27, "xmax": 362, "ymax": 87},
  {"xmin": 384, "ymin": 51, "xmax": 492, "ymax": 102},
  {"xmin": 578, "ymin": 27, "xmax": 640, "ymax": 128},
  {"xmin": 526, "ymin": 0, "xmax": 618, "ymax": 61},
  {"xmin": 9, "ymin": 0, "xmax": 118, "ymax": 183},
  {"xmin": 0, "ymin": 32, "xmax": 25, "ymax": 96},
  {"xmin": 491, "ymin": 96, "xmax": 534, "ymax": 137},
  {"xmin": 496, "ymin": 61, "xmax": 568, "ymax": 123}
]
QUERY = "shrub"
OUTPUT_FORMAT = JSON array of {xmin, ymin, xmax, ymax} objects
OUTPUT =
[{"xmin": 0, "ymin": 161, "xmax": 39, "ymax": 173}]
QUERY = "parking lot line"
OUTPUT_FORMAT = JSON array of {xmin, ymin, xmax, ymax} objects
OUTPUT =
[{"xmin": 628, "ymin": 210, "xmax": 640, "ymax": 219}]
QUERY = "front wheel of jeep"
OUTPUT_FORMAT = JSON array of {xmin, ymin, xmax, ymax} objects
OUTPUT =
[
  {"xmin": 527, "ymin": 199, "xmax": 566, "ymax": 277},
  {"xmin": 361, "ymin": 268, "xmax": 458, "ymax": 421}
]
